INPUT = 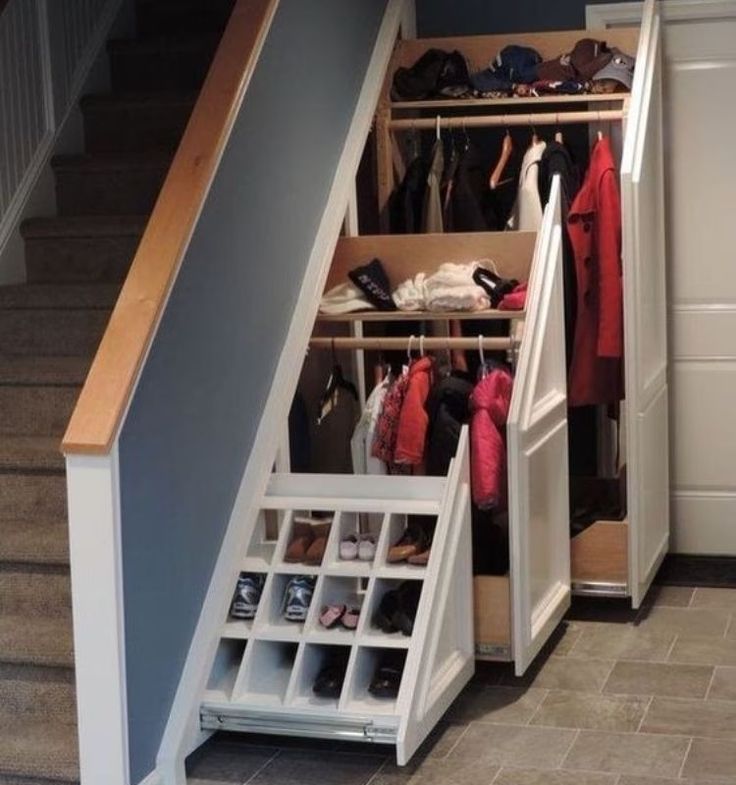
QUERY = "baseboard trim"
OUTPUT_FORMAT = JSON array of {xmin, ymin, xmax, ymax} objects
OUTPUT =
[{"xmin": 657, "ymin": 554, "xmax": 736, "ymax": 588}]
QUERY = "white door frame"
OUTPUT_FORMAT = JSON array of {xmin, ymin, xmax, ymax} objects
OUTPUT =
[{"xmin": 587, "ymin": 0, "xmax": 736, "ymax": 28}]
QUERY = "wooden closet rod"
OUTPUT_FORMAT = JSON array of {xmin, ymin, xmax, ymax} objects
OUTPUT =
[
  {"xmin": 389, "ymin": 108, "xmax": 624, "ymax": 132},
  {"xmin": 309, "ymin": 336, "xmax": 514, "ymax": 351}
]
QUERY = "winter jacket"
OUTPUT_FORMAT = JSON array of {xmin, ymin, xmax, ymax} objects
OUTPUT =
[
  {"xmin": 371, "ymin": 371, "xmax": 410, "ymax": 467},
  {"xmin": 567, "ymin": 136, "xmax": 624, "ymax": 406},
  {"xmin": 395, "ymin": 357, "xmax": 435, "ymax": 465},
  {"xmin": 425, "ymin": 374, "xmax": 473, "ymax": 477},
  {"xmin": 470, "ymin": 367, "xmax": 513, "ymax": 509},
  {"xmin": 422, "ymin": 139, "xmax": 445, "ymax": 233}
]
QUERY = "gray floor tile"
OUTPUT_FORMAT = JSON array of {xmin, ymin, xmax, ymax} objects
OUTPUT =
[
  {"xmin": 495, "ymin": 769, "xmax": 616, "ymax": 785},
  {"xmin": 248, "ymin": 749, "xmax": 384, "ymax": 785},
  {"xmin": 186, "ymin": 742, "xmax": 278, "ymax": 783},
  {"xmin": 682, "ymin": 738, "xmax": 736, "ymax": 781},
  {"xmin": 502, "ymin": 656, "xmax": 614, "ymax": 693},
  {"xmin": 641, "ymin": 696, "xmax": 736, "ymax": 739},
  {"xmin": 550, "ymin": 621, "xmax": 584, "ymax": 656},
  {"xmin": 708, "ymin": 667, "xmax": 736, "ymax": 702},
  {"xmin": 371, "ymin": 756, "xmax": 499, "ymax": 785},
  {"xmin": 670, "ymin": 636, "xmax": 736, "ymax": 667},
  {"xmin": 415, "ymin": 722, "xmax": 468, "ymax": 760},
  {"xmin": 446, "ymin": 685, "xmax": 546, "ymax": 724},
  {"xmin": 619, "ymin": 777, "xmax": 736, "ymax": 785},
  {"xmin": 604, "ymin": 661, "xmax": 714, "ymax": 699},
  {"xmin": 642, "ymin": 585, "xmax": 696, "ymax": 608},
  {"xmin": 447, "ymin": 724, "xmax": 576, "ymax": 769},
  {"xmin": 635, "ymin": 607, "xmax": 731, "ymax": 638},
  {"xmin": 530, "ymin": 690, "xmax": 648, "ymax": 731},
  {"xmin": 563, "ymin": 730, "xmax": 690, "ymax": 777},
  {"xmin": 569, "ymin": 624, "xmax": 675, "ymax": 661},
  {"xmin": 692, "ymin": 588, "xmax": 736, "ymax": 610}
]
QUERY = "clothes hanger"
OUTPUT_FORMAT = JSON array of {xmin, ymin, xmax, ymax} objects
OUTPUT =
[
  {"xmin": 555, "ymin": 112, "xmax": 564, "ymax": 145},
  {"xmin": 419, "ymin": 334, "xmax": 425, "ymax": 357},
  {"xmin": 478, "ymin": 335, "xmax": 488, "ymax": 379},
  {"xmin": 529, "ymin": 117, "xmax": 539, "ymax": 147},
  {"xmin": 317, "ymin": 338, "xmax": 358, "ymax": 425},
  {"xmin": 596, "ymin": 110, "xmax": 604, "ymax": 142},
  {"xmin": 489, "ymin": 118, "xmax": 513, "ymax": 190},
  {"xmin": 461, "ymin": 118, "xmax": 470, "ymax": 154},
  {"xmin": 435, "ymin": 114, "xmax": 442, "ymax": 143}
]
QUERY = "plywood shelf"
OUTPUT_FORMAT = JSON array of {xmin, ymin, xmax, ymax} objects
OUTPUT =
[
  {"xmin": 317, "ymin": 309, "xmax": 525, "ymax": 323},
  {"xmin": 390, "ymin": 92, "xmax": 630, "ymax": 111},
  {"xmin": 571, "ymin": 519, "xmax": 628, "ymax": 588}
]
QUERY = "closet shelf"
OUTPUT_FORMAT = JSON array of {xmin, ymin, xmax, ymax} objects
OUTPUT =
[
  {"xmin": 317, "ymin": 309, "xmax": 525, "ymax": 323},
  {"xmin": 389, "ymin": 92, "xmax": 630, "ymax": 111}
]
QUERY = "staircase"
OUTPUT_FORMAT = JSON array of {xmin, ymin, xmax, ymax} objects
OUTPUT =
[{"xmin": 0, "ymin": 1, "xmax": 234, "ymax": 782}]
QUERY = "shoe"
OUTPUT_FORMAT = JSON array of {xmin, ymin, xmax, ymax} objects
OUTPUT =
[
  {"xmin": 284, "ymin": 519, "xmax": 315, "ymax": 563},
  {"xmin": 313, "ymin": 650, "xmax": 350, "ymax": 699},
  {"xmin": 407, "ymin": 548, "xmax": 431, "ymax": 566},
  {"xmin": 372, "ymin": 581, "xmax": 422, "ymax": 636},
  {"xmin": 341, "ymin": 607, "xmax": 361, "ymax": 630},
  {"xmin": 319, "ymin": 604, "xmax": 346, "ymax": 629},
  {"xmin": 373, "ymin": 589, "xmax": 400, "ymax": 633},
  {"xmin": 358, "ymin": 534, "xmax": 376, "ymax": 562},
  {"xmin": 339, "ymin": 534, "xmax": 358, "ymax": 560},
  {"xmin": 368, "ymin": 652, "xmax": 404, "ymax": 699},
  {"xmin": 229, "ymin": 573, "xmax": 265, "ymax": 620},
  {"xmin": 387, "ymin": 519, "xmax": 429, "ymax": 563},
  {"xmin": 304, "ymin": 522, "xmax": 331, "ymax": 565},
  {"xmin": 282, "ymin": 575, "xmax": 316, "ymax": 622}
]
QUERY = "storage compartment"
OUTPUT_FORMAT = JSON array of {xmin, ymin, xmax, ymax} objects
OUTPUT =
[
  {"xmin": 473, "ymin": 575, "xmax": 511, "ymax": 660},
  {"xmin": 257, "ymin": 573, "xmax": 319, "ymax": 636},
  {"xmin": 323, "ymin": 510, "xmax": 381, "ymax": 575},
  {"xmin": 362, "ymin": 578, "xmax": 423, "ymax": 646},
  {"xmin": 236, "ymin": 640, "xmax": 298, "ymax": 706},
  {"xmin": 244, "ymin": 509, "xmax": 286, "ymax": 571},
  {"xmin": 205, "ymin": 639, "xmax": 246, "ymax": 703},
  {"xmin": 289, "ymin": 644, "xmax": 352, "ymax": 709},
  {"xmin": 308, "ymin": 575, "xmax": 367, "ymax": 642},
  {"xmin": 343, "ymin": 647, "xmax": 407, "ymax": 716},
  {"xmin": 571, "ymin": 520, "xmax": 629, "ymax": 591}
]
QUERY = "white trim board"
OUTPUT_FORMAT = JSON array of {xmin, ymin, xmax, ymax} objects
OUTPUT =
[
  {"xmin": 154, "ymin": 2, "xmax": 409, "ymax": 783},
  {"xmin": 66, "ymin": 449, "xmax": 130, "ymax": 785}
]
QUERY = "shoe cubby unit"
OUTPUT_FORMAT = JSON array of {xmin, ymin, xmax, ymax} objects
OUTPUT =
[
  {"xmin": 201, "ymin": 428, "xmax": 474, "ymax": 764},
  {"xmin": 243, "ymin": 509, "xmax": 286, "ymax": 571}
]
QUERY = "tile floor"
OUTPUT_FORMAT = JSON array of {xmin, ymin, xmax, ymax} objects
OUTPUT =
[{"xmin": 186, "ymin": 585, "xmax": 736, "ymax": 785}]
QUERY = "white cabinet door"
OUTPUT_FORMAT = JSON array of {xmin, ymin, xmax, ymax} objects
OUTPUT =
[
  {"xmin": 621, "ymin": 0, "xmax": 669, "ymax": 607},
  {"xmin": 507, "ymin": 178, "xmax": 571, "ymax": 676}
]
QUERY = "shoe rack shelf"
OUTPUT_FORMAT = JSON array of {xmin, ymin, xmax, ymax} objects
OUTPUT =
[{"xmin": 201, "ymin": 429, "xmax": 475, "ymax": 765}]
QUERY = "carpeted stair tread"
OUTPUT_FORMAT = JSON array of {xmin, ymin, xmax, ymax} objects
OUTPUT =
[
  {"xmin": 20, "ymin": 215, "xmax": 148, "ymax": 240},
  {"xmin": 0, "ymin": 437, "xmax": 64, "ymax": 473},
  {"xmin": 0, "ymin": 357, "xmax": 91, "ymax": 386},
  {"xmin": 0, "ymin": 616, "xmax": 73, "ymax": 669},
  {"xmin": 80, "ymin": 90, "xmax": 197, "ymax": 112},
  {"xmin": 0, "ymin": 720, "xmax": 78, "ymax": 782},
  {"xmin": 0, "ymin": 284, "xmax": 120, "ymax": 310},
  {"xmin": 0, "ymin": 520, "xmax": 69, "ymax": 567}
]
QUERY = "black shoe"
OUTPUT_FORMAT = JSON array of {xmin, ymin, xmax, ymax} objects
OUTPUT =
[
  {"xmin": 369, "ymin": 652, "xmax": 405, "ymax": 699},
  {"xmin": 313, "ymin": 650, "xmax": 349, "ymax": 699}
]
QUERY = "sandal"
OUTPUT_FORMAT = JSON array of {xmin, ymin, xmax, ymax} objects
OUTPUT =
[
  {"xmin": 340, "ymin": 607, "xmax": 360, "ymax": 630},
  {"xmin": 319, "ymin": 604, "xmax": 346, "ymax": 629}
]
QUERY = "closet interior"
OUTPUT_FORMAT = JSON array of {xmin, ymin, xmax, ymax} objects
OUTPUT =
[{"xmin": 200, "ymin": 0, "xmax": 667, "ymax": 765}]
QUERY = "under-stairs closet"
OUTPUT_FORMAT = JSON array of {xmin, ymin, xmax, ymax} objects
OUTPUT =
[{"xmin": 198, "ymin": 0, "xmax": 666, "ymax": 766}]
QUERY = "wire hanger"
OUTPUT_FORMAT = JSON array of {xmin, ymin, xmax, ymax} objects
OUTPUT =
[
  {"xmin": 529, "ymin": 115, "xmax": 539, "ymax": 146},
  {"xmin": 317, "ymin": 338, "xmax": 358, "ymax": 425},
  {"xmin": 419, "ymin": 334, "xmax": 425, "ymax": 357}
]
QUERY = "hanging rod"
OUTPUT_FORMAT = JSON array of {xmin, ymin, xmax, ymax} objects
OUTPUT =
[
  {"xmin": 308, "ymin": 336, "xmax": 514, "ymax": 352},
  {"xmin": 388, "ymin": 108, "xmax": 624, "ymax": 132}
]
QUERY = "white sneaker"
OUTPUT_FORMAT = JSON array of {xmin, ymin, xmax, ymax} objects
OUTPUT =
[
  {"xmin": 358, "ymin": 534, "xmax": 376, "ymax": 562},
  {"xmin": 339, "ymin": 534, "xmax": 358, "ymax": 560}
]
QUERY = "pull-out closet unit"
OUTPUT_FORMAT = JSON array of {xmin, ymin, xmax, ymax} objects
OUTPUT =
[
  {"xmin": 374, "ymin": 0, "xmax": 667, "ymax": 609},
  {"xmin": 198, "ymin": 0, "xmax": 666, "ymax": 765}
]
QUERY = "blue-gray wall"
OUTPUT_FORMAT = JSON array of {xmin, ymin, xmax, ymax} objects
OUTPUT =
[
  {"xmin": 118, "ymin": 0, "xmax": 387, "ymax": 780},
  {"xmin": 417, "ymin": 0, "xmax": 625, "ymax": 35}
]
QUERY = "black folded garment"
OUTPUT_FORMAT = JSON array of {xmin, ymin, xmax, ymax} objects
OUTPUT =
[
  {"xmin": 472, "ymin": 267, "xmax": 518, "ymax": 308},
  {"xmin": 393, "ymin": 48, "xmax": 471, "ymax": 100},
  {"xmin": 348, "ymin": 257, "xmax": 396, "ymax": 311}
]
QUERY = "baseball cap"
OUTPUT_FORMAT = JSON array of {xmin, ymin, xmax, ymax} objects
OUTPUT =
[{"xmin": 593, "ymin": 49, "xmax": 636, "ymax": 89}]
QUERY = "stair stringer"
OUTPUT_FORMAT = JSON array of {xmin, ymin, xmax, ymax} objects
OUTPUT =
[{"xmin": 154, "ymin": 2, "xmax": 412, "ymax": 782}]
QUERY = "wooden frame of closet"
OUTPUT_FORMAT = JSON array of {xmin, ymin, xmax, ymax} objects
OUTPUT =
[{"xmin": 370, "ymin": 23, "xmax": 648, "ymax": 616}]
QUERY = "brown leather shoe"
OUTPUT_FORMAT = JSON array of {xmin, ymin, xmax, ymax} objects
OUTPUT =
[
  {"xmin": 304, "ymin": 522, "xmax": 331, "ymax": 565},
  {"xmin": 407, "ymin": 548, "xmax": 430, "ymax": 566},
  {"xmin": 284, "ymin": 519, "xmax": 314, "ymax": 563}
]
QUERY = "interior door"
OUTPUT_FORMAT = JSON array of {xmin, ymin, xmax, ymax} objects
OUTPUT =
[
  {"xmin": 507, "ymin": 178, "xmax": 571, "ymax": 676},
  {"xmin": 620, "ymin": 0, "xmax": 669, "ymax": 607}
]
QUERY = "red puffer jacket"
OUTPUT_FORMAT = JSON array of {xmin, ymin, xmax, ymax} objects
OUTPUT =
[
  {"xmin": 395, "ymin": 356, "xmax": 435, "ymax": 465},
  {"xmin": 470, "ymin": 367, "xmax": 513, "ymax": 509}
]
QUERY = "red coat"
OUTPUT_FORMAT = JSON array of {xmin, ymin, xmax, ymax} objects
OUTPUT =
[
  {"xmin": 395, "ymin": 357, "xmax": 434, "ymax": 465},
  {"xmin": 567, "ymin": 137, "xmax": 624, "ymax": 406},
  {"xmin": 470, "ymin": 367, "xmax": 513, "ymax": 509}
]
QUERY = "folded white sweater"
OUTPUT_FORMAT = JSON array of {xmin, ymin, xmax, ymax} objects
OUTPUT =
[{"xmin": 394, "ymin": 262, "xmax": 490, "ymax": 312}]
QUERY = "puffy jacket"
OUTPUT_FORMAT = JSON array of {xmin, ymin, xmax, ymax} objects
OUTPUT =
[
  {"xmin": 470, "ymin": 367, "xmax": 513, "ymax": 509},
  {"xmin": 395, "ymin": 357, "xmax": 435, "ymax": 465},
  {"xmin": 425, "ymin": 373, "xmax": 474, "ymax": 477}
]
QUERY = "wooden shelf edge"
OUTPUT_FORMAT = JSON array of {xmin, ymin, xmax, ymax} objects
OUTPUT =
[
  {"xmin": 390, "ymin": 93, "xmax": 631, "ymax": 111},
  {"xmin": 61, "ymin": 0, "xmax": 279, "ymax": 455},
  {"xmin": 317, "ymin": 309, "xmax": 525, "ymax": 323}
]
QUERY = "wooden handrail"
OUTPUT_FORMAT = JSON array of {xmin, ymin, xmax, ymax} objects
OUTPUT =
[{"xmin": 62, "ymin": 0, "xmax": 280, "ymax": 455}]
